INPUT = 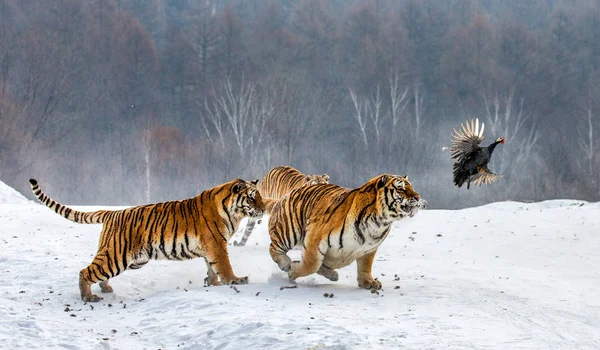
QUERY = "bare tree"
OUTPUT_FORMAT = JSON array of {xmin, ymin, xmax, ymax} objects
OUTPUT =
[
  {"xmin": 216, "ymin": 4, "xmax": 246, "ymax": 78},
  {"xmin": 141, "ymin": 119, "xmax": 153, "ymax": 202},
  {"xmin": 577, "ymin": 99, "xmax": 599, "ymax": 186},
  {"xmin": 368, "ymin": 85, "xmax": 383, "ymax": 144},
  {"xmin": 202, "ymin": 95, "xmax": 227, "ymax": 149},
  {"xmin": 204, "ymin": 75, "xmax": 275, "ymax": 170},
  {"xmin": 389, "ymin": 71, "xmax": 410, "ymax": 138},
  {"xmin": 247, "ymin": 88, "xmax": 275, "ymax": 169},
  {"xmin": 107, "ymin": 11, "xmax": 159, "ymax": 199},
  {"xmin": 349, "ymin": 88, "xmax": 369, "ymax": 150},
  {"xmin": 483, "ymin": 88, "xmax": 539, "ymax": 177},
  {"xmin": 189, "ymin": 0, "xmax": 219, "ymax": 88},
  {"xmin": 220, "ymin": 76, "xmax": 255, "ymax": 158},
  {"xmin": 413, "ymin": 82, "xmax": 425, "ymax": 140}
]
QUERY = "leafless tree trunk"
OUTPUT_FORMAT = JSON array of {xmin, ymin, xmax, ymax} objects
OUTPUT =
[
  {"xmin": 389, "ymin": 73, "xmax": 410, "ymax": 137},
  {"xmin": 578, "ymin": 99, "xmax": 597, "ymax": 180},
  {"xmin": 204, "ymin": 75, "xmax": 279, "ymax": 173},
  {"xmin": 189, "ymin": 0, "xmax": 219, "ymax": 88},
  {"xmin": 213, "ymin": 75, "xmax": 255, "ymax": 158},
  {"xmin": 413, "ymin": 82, "xmax": 425, "ymax": 140},
  {"xmin": 247, "ymin": 87, "xmax": 275, "ymax": 169},
  {"xmin": 388, "ymin": 72, "xmax": 410, "ymax": 163},
  {"xmin": 142, "ymin": 119, "xmax": 152, "ymax": 203},
  {"xmin": 483, "ymin": 88, "xmax": 539, "ymax": 176},
  {"xmin": 203, "ymin": 96, "xmax": 226, "ymax": 149},
  {"xmin": 368, "ymin": 85, "xmax": 383, "ymax": 144},
  {"xmin": 349, "ymin": 88, "xmax": 369, "ymax": 150},
  {"xmin": 265, "ymin": 71, "xmax": 328, "ymax": 166}
]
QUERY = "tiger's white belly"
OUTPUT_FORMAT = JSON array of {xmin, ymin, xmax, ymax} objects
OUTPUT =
[
  {"xmin": 321, "ymin": 224, "xmax": 392, "ymax": 269},
  {"xmin": 146, "ymin": 233, "xmax": 205, "ymax": 261}
]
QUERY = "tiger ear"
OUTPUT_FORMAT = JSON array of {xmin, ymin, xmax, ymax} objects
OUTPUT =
[
  {"xmin": 403, "ymin": 174, "xmax": 408, "ymax": 180},
  {"xmin": 305, "ymin": 175, "xmax": 311, "ymax": 181},
  {"xmin": 232, "ymin": 180, "xmax": 245, "ymax": 194},
  {"xmin": 323, "ymin": 174, "xmax": 330, "ymax": 181},
  {"xmin": 251, "ymin": 179, "xmax": 259, "ymax": 185},
  {"xmin": 376, "ymin": 174, "xmax": 389, "ymax": 190}
]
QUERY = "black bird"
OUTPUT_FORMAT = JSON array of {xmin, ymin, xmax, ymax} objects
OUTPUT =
[{"xmin": 450, "ymin": 118, "xmax": 505, "ymax": 189}]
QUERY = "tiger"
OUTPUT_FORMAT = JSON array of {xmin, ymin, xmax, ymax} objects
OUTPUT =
[
  {"xmin": 233, "ymin": 165, "xmax": 330, "ymax": 246},
  {"xmin": 267, "ymin": 174, "xmax": 424, "ymax": 290},
  {"xmin": 28, "ymin": 178, "xmax": 264, "ymax": 302}
]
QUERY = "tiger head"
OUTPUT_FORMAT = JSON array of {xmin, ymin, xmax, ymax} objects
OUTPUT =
[
  {"xmin": 231, "ymin": 179, "xmax": 265, "ymax": 219},
  {"xmin": 305, "ymin": 173, "xmax": 330, "ymax": 186},
  {"xmin": 375, "ymin": 174, "xmax": 423, "ymax": 219}
]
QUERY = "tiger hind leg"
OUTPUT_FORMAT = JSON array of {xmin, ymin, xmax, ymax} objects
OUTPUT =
[
  {"xmin": 79, "ymin": 248, "xmax": 128, "ymax": 302},
  {"xmin": 98, "ymin": 260, "xmax": 146, "ymax": 293}
]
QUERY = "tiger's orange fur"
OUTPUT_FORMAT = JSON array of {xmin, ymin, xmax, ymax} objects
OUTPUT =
[
  {"xmin": 233, "ymin": 166, "xmax": 329, "ymax": 246},
  {"xmin": 267, "ymin": 174, "xmax": 422, "ymax": 290},
  {"xmin": 29, "ymin": 178, "xmax": 264, "ymax": 302}
]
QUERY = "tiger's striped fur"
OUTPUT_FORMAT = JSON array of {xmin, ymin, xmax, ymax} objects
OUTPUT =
[
  {"xmin": 267, "ymin": 174, "xmax": 422, "ymax": 290},
  {"xmin": 29, "ymin": 178, "xmax": 264, "ymax": 302},
  {"xmin": 233, "ymin": 166, "xmax": 329, "ymax": 246}
]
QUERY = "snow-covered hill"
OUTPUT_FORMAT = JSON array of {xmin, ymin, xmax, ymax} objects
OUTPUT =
[
  {"xmin": 0, "ymin": 195, "xmax": 599, "ymax": 349},
  {"xmin": 0, "ymin": 180, "xmax": 30, "ymax": 204}
]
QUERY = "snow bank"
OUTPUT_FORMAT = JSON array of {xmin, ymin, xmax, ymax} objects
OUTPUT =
[{"xmin": 0, "ymin": 180, "xmax": 30, "ymax": 204}]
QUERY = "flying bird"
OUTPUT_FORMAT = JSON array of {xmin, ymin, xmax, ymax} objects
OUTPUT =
[{"xmin": 450, "ymin": 118, "xmax": 505, "ymax": 189}]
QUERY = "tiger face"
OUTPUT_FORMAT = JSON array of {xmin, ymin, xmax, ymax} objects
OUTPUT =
[
  {"xmin": 377, "ymin": 174, "xmax": 423, "ymax": 218},
  {"xmin": 231, "ymin": 179, "xmax": 264, "ymax": 218},
  {"xmin": 305, "ymin": 173, "xmax": 330, "ymax": 186}
]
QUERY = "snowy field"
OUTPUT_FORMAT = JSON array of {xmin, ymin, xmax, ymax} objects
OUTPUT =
[{"xmin": 1, "ymin": 181, "xmax": 599, "ymax": 349}]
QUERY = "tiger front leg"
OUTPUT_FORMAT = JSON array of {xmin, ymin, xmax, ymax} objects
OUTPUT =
[
  {"xmin": 356, "ymin": 250, "xmax": 382, "ymax": 290},
  {"xmin": 99, "ymin": 280, "xmax": 114, "ymax": 293},
  {"xmin": 317, "ymin": 264, "xmax": 339, "ymax": 282},
  {"xmin": 204, "ymin": 246, "xmax": 248, "ymax": 285},
  {"xmin": 288, "ymin": 239, "xmax": 327, "ymax": 281},
  {"xmin": 269, "ymin": 242, "xmax": 293, "ymax": 272}
]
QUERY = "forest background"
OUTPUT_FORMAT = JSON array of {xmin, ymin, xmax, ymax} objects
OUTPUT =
[{"xmin": 1, "ymin": 0, "xmax": 598, "ymax": 208}]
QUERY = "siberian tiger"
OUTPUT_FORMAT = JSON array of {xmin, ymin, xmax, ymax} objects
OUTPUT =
[
  {"xmin": 267, "ymin": 174, "xmax": 423, "ymax": 290},
  {"xmin": 233, "ymin": 165, "xmax": 330, "ymax": 246},
  {"xmin": 29, "ymin": 178, "xmax": 264, "ymax": 302}
]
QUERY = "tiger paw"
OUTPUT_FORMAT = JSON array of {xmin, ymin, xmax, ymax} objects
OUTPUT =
[
  {"xmin": 82, "ymin": 294, "xmax": 103, "ymax": 302},
  {"xmin": 99, "ymin": 281, "xmax": 113, "ymax": 293},
  {"xmin": 279, "ymin": 263, "xmax": 291, "ymax": 272},
  {"xmin": 324, "ymin": 270, "xmax": 339, "ymax": 282},
  {"xmin": 224, "ymin": 276, "xmax": 248, "ymax": 285},
  {"xmin": 358, "ymin": 278, "xmax": 382, "ymax": 291},
  {"xmin": 287, "ymin": 271, "xmax": 298, "ymax": 281},
  {"xmin": 204, "ymin": 276, "xmax": 222, "ymax": 287},
  {"xmin": 278, "ymin": 259, "xmax": 295, "ymax": 272},
  {"xmin": 100, "ymin": 285, "xmax": 114, "ymax": 293},
  {"xmin": 287, "ymin": 262, "xmax": 303, "ymax": 281},
  {"xmin": 317, "ymin": 265, "xmax": 339, "ymax": 281}
]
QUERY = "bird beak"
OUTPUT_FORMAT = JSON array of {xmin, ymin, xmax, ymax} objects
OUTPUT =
[{"xmin": 501, "ymin": 138, "xmax": 505, "ymax": 144}]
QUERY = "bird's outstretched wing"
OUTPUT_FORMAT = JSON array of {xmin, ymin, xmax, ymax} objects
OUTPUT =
[
  {"xmin": 450, "ymin": 118, "xmax": 485, "ymax": 162},
  {"xmin": 470, "ymin": 167, "xmax": 502, "ymax": 187}
]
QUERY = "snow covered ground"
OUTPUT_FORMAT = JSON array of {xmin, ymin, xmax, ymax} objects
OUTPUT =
[
  {"xmin": 1, "ymin": 186, "xmax": 599, "ymax": 349},
  {"xmin": 0, "ymin": 180, "xmax": 31, "ymax": 204}
]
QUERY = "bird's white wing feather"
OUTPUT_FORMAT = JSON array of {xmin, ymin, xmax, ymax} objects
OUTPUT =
[
  {"xmin": 470, "ymin": 168, "xmax": 502, "ymax": 187},
  {"xmin": 450, "ymin": 118, "xmax": 485, "ymax": 163}
]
